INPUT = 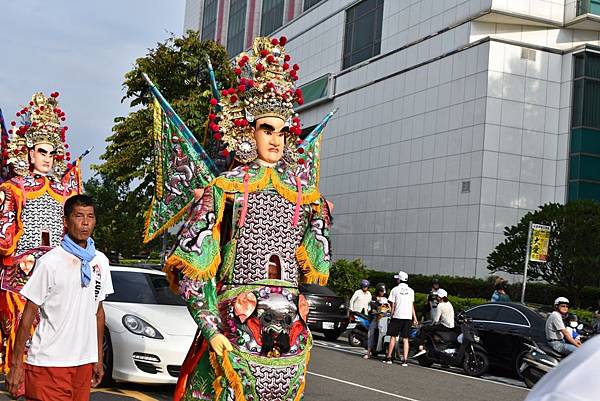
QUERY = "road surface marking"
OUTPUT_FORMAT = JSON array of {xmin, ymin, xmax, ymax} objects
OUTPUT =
[
  {"xmin": 313, "ymin": 341, "xmax": 529, "ymax": 391},
  {"xmin": 307, "ymin": 372, "xmax": 422, "ymax": 401},
  {"xmin": 91, "ymin": 388, "xmax": 161, "ymax": 401}
]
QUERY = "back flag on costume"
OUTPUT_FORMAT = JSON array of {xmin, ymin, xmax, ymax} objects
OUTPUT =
[
  {"xmin": 143, "ymin": 75, "xmax": 217, "ymax": 243},
  {"xmin": 0, "ymin": 109, "xmax": 9, "ymax": 182}
]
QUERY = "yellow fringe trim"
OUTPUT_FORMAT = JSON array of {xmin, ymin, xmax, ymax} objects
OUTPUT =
[
  {"xmin": 210, "ymin": 351, "xmax": 225, "ymax": 400},
  {"xmin": 219, "ymin": 350, "xmax": 247, "ymax": 401},
  {"xmin": 294, "ymin": 349, "xmax": 311, "ymax": 401},
  {"xmin": 213, "ymin": 168, "xmax": 272, "ymax": 194},
  {"xmin": 296, "ymin": 245, "xmax": 329, "ymax": 285},
  {"xmin": 271, "ymin": 173, "xmax": 320, "ymax": 205},
  {"xmin": 164, "ymin": 252, "xmax": 221, "ymax": 292},
  {"xmin": 143, "ymin": 198, "xmax": 191, "ymax": 243},
  {"xmin": 213, "ymin": 168, "xmax": 321, "ymax": 205}
]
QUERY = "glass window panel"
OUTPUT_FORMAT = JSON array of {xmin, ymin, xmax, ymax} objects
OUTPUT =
[
  {"xmin": 570, "ymin": 128, "xmax": 600, "ymax": 155},
  {"xmin": 303, "ymin": 0, "xmax": 321, "ymax": 11},
  {"xmin": 260, "ymin": 0, "xmax": 285, "ymax": 36},
  {"xmin": 342, "ymin": 0, "xmax": 384, "ymax": 69},
  {"xmin": 201, "ymin": 0, "xmax": 218, "ymax": 41},
  {"xmin": 227, "ymin": 0, "xmax": 247, "ymax": 56},
  {"xmin": 466, "ymin": 305, "xmax": 499, "ymax": 321},
  {"xmin": 574, "ymin": 54, "xmax": 585, "ymax": 78},
  {"xmin": 585, "ymin": 52, "xmax": 600, "ymax": 79},
  {"xmin": 572, "ymin": 79, "xmax": 584, "ymax": 128},
  {"xmin": 583, "ymin": 79, "xmax": 600, "ymax": 128},
  {"xmin": 496, "ymin": 307, "xmax": 529, "ymax": 326}
]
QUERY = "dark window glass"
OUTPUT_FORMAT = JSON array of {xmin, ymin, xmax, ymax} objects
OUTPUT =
[
  {"xmin": 496, "ymin": 307, "xmax": 529, "ymax": 326},
  {"xmin": 303, "ymin": 0, "xmax": 322, "ymax": 11},
  {"xmin": 260, "ymin": 0, "xmax": 285, "ymax": 36},
  {"xmin": 579, "ymin": 0, "xmax": 600, "ymax": 16},
  {"xmin": 106, "ymin": 271, "xmax": 185, "ymax": 306},
  {"xmin": 227, "ymin": 0, "xmax": 247, "ymax": 56},
  {"xmin": 465, "ymin": 305, "xmax": 498, "ymax": 321},
  {"xmin": 342, "ymin": 0, "xmax": 384, "ymax": 69},
  {"xmin": 201, "ymin": 0, "xmax": 218, "ymax": 41},
  {"xmin": 300, "ymin": 284, "xmax": 338, "ymax": 296}
]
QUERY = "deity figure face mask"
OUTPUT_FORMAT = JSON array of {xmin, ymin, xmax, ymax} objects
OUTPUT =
[
  {"xmin": 252, "ymin": 116, "xmax": 286, "ymax": 164},
  {"xmin": 29, "ymin": 143, "xmax": 55, "ymax": 175}
]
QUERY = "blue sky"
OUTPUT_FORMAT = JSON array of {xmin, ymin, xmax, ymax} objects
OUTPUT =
[{"xmin": 0, "ymin": 1, "xmax": 185, "ymax": 178}]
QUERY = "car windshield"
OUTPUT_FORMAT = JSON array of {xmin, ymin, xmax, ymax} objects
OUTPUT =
[
  {"xmin": 300, "ymin": 284, "xmax": 338, "ymax": 296},
  {"xmin": 105, "ymin": 270, "xmax": 185, "ymax": 306}
]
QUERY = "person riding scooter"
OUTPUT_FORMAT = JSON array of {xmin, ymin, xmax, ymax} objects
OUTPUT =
[
  {"xmin": 364, "ymin": 283, "xmax": 390, "ymax": 359},
  {"xmin": 414, "ymin": 289, "xmax": 454, "ymax": 357},
  {"xmin": 546, "ymin": 297, "xmax": 581, "ymax": 356}
]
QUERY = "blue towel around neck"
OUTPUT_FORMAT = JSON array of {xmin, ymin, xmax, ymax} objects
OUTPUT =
[{"xmin": 61, "ymin": 234, "xmax": 97, "ymax": 287}]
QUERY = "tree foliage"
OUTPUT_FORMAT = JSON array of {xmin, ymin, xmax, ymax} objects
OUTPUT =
[
  {"xmin": 94, "ymin": 31, "xmax": 235, "ymax": 191},
  {"xmin": 487, "ymin": 200, "xmax": 600, "ymax": 306},
  {"xmin": 85, "ymin": 175, "xmax": 155, "ymax": 258},
  {"xmin": 91, "ymin": 32, "xmax": 235, "ymax": 254},
  {"xmin": 328, "ymin": 259, "xmax": 369, "ymax": 300}
]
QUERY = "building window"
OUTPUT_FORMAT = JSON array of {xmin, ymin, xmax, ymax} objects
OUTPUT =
[
  {"xmin": 201, "ymin": 0, "xmax": 218, "ymax": 41},
  {"xmin": 568, "ymin": 51, "xmax": 600, "ymax": 201},
  {"xmin": 260, "ymin": 0, "xmax": 285, "ymax": 36},
  {"xmin": 342, "ymin": 0, "xmax": 384, "ymax": 70},
  {"xmin": 303, "ymin": 0, "xmax": 322, "ymax": 11},
  {"xmin": 227, "ymin": 0, "xmax": 247, "ymax": 56},
  {"xmin": 577, "ymin": 0, "xmax": 600, "ymax": 16},
  {"xmin": 296, "ymin": 74, "xmax": 331, "ymax": 108}
]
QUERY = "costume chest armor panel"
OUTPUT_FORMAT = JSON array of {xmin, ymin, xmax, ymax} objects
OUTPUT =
[
  {"xmin": 15, "ymin": 192, "xmax": 63, "ymax": 255},
  {"xmin": 232, "ymin": 191, "xmax": 306, "ymax": 286}
]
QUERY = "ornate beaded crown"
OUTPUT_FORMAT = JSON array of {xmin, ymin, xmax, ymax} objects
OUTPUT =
[
  {"xmin": 5, "ymin": 92, "xmax": 71, "ymax": 178},
  {"xmin": 208, "ymin": 36, "xmax": 306, "ymax": 164}
]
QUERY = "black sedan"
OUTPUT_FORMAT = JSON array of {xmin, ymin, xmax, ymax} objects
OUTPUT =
[
  {"xmin": 300, "ymin": 284, "xmax": 349, "ymax": 341},
  {"xmin": 464, "ymin": 302, "xmax": 547, "ymax": 377}
]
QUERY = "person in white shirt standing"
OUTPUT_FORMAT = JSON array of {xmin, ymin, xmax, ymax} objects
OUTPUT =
[
  {"xmin": 349, "ymin": 279, "xmax": 372, "ymax": 314},
  {"xmin": 384, "ymin": 271, "xmax": 417, "ymax": 366},
  {"xmin": 6, "ymin": 195, "xmax": 114, "ymax": 401}
]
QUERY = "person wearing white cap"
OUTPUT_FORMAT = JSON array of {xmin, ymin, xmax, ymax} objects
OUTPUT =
[
  {"xmin": 384, "ymin": 271, "xmax": 417, "ymax": 366},
  {"xmin": 545, "ymin": 297, "xmax": 580, "ymax": 356},
  {"xmin": 414, "ymin": 288, "xmax": 454, "ymax": 358}
]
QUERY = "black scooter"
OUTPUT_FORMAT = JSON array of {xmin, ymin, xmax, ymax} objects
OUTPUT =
[
  {"xmin": 520, "ymin": 322, "xmax": 594, "ymax": 388},
  {"xmin": 415, "ymin": 313, "xmax": 489, "ymax": 377}
]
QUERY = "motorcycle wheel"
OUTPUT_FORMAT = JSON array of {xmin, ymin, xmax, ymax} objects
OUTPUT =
[
  {"xmin": 417, "ymin": 354, "xmax": 434, "ymax": 367},
  {"xmin": 522, "ymin": 366, "xmax": 543, "ymax": 389},
  {"xmin": 348, "ymin": 331, "xmax": 363, "ymax": 347},
  {"xmin": 463, "ymin": 350, "xmax": 489, "ymax": 377}
]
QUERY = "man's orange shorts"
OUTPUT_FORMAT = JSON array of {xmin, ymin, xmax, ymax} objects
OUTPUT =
[{"xmin": 24, "ymin": 363, "xmax": 93, "ymax": 401}]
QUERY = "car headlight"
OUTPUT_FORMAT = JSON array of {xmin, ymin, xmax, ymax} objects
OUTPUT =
[{"xmin": 122, "ymin": 315, "xmax": 164, "ymax": 339}]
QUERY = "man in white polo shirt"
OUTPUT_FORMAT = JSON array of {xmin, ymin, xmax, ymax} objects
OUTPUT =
[
  {"xmin": 384, "ymin": 271, "xmax": 417, "ymax": 366},
  {"xmin": 6, "ymin": 194, "xmax": 113, "ymax": 401}
]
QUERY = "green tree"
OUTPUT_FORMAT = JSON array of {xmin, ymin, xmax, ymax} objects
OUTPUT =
[
  {"xmin": 85, "ymin": 175, "xmax": 153, "ymax": 258},
  {"xmin": 487, "ymin": 200, "xmax": 600, "ymax": 306},
  {"xmin": 92, "ymin": 32, "xmax": 235, "ymax": 252},
  {"xmin": 328, "ymin": 259, "xmax": 368, "ymax": 300},
  {"xmin": 95, "ymin": 31, "xmax": 235, "ymax": 191}
]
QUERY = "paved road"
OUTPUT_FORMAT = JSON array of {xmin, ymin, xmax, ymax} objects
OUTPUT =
[{"xmin": 0, "ymin": 337, "xmax": 530, "ymax": 401}]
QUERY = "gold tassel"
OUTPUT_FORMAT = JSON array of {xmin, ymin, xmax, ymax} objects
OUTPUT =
[
  {"xmin": 220, "ymin": 350, "xmax": 247, "ymax": 401},
  {"xmin": 296, "ymin": 246, "xmax": 329, "ymax": 285},
  {"xmin": 143, "ymin": 198, "xmax": 192, "ymax": 244},
  {"xmin": 163, "ymin": 253, "xmax": 221, "ymax": 291}
]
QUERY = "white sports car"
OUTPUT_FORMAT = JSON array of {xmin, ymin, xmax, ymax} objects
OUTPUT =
[{"xmin": 102, "ymin": 265, "xmax": 196, "ymax": 385}]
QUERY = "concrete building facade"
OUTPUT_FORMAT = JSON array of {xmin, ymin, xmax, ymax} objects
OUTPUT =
[{"xmin": 184, "ymin": 0, "xmax": 600, "ymax": 277}]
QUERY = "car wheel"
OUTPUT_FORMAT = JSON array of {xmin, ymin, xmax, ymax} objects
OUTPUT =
[
  {"xmin": 463, "ymin": 350, "xmax": 489, "ymax": 377},
  {"xmin": 100, "ymin": 329, "xmax": 114, "ymax": 387},
  {"xmin": 515, "ymin": 350, "xmax": 529, "ymax": 379},
  {"xmin": 348, "ymin": 331, "xmax": 363, "ymax": 347},
  {"xmin": 323, "ymin": 329, "xmax": 341, "ymax": 341}
]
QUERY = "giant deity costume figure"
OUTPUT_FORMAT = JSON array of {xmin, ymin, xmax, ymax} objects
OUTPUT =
[
  {"xmin": 0, "ymin": 92, "xmax": 81, "ymax": 373},
  {"xmin": 144, "ymin": 36, "xmax": 334, "ymax": 401}
]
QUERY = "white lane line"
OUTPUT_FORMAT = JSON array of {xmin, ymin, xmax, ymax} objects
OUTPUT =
[
  {"xmin": 307, "ymin": 371, "xmax": 422, "ymax": 401},
  {"xmin": 313, "ymin": 342, "xmax": 529, "ymax": 391}
]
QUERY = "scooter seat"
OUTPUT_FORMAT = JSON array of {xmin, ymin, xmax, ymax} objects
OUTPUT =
[
  {"xmin": 538, "ymin": 342, "xmax": 564, "ymax": 360},
  {"xmin": 434, "ymin": 330, "xmax": 459, "ymax": 343}
]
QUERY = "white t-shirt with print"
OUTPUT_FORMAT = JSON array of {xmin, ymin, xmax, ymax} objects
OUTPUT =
[
  {"xmin": 388, "ymin": 283, "xmax": 414, "ymax": 319},
  {"xmin": 21, "ymin": 246, "xmax": 114, "ymax": 367}
]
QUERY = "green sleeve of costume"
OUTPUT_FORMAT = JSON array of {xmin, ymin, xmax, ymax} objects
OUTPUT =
[
  {"xmin": 297, "ymin": 198, "xmax": 332, "ymax": 284},
  {"xmin": 178, "ymin": 275, "xmax": 222, "ymax": 340},
  {"xmin": 166, "ymin": 185, "xmax": 225, "ymax": 281}
]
